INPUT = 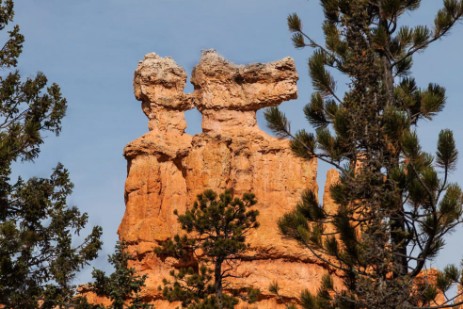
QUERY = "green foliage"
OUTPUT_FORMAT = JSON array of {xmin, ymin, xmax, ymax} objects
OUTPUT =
[
  {"xmin": 263, "ymin": 107, "xmax": 290, "ymax": 138},
  {"xmin": 290, "ymin": 129, "xmax": 316, "ymax": 160},
  {"xmin": 299, "ymin": 274, "xmax": 343, "ymax": 309},
  {"xmin": 156, "ymin": 190, "xmax": 259, "ymax": 309},
  {"xmin": 436, "ymin": 129, "xmax": 458, "ymax": 171},
  {"xmin": 268, "ymin": 281, "xmax": 279, "ymax": 295},
  {"xmin": 159, "ymin": 265, "xmax": 213, "ymax": 307},
  {"xmin": 0, "ymin": 1, "xmax": 102, "ymax": 308},
  {"xmin": 245, "ymin": 287, "xmax": 261, "ymax": 304},
  {"xmin": 267, "ymin": 1, "xmax": 463, "ymax": 308},
  {"xmin": 90, "ymin": 242, "xmax": 151, "ymax": 309}
]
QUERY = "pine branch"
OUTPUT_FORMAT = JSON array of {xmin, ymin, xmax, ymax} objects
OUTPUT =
[{"xmin": 392, "ymin": 8, "xmax": 463, "ymax": 68}]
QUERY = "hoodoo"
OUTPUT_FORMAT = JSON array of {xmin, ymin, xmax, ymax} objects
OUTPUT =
[{"xmin": 118, "ymin": 51, "xmax": 341, "ymax": 308}]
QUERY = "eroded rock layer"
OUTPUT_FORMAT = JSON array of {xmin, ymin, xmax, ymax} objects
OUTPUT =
[{"xmin": 118, "ymin": 51, "xmax": 340, "ymax": 307}]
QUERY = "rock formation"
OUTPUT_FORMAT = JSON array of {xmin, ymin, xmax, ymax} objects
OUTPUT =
[{"xmin": 117, "ymin": 51, "xmax": 342, "ymax": 308}]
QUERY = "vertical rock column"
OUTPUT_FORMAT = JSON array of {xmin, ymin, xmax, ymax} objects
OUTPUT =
[
  {"xmin": 118, "ymin": 51, "xmax": 342, "ymax": 307},
  {"xmin": 184, "ymin": 51, "xmax": 325, "ymax": 301},
  {"xmin": 118, "ymin": 54, "xmax": 194, "ymax": 295}
]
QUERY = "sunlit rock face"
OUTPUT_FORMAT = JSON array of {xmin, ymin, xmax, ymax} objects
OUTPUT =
[{"xmin": 118, "ymin": 51, "xmax": 341, "ymax": 307}]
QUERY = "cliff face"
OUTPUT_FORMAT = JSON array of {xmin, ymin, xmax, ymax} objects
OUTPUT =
[{"xmin": 118, "ymin": 51, "xmax": 340, "ymax": 307}]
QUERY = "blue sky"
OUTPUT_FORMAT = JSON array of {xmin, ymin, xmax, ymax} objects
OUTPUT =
[{"xmin": 12, "ymin": 1, "xmax": 463, "ymax": 282}]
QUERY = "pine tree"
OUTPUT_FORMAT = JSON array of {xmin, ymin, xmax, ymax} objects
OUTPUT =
[
  {"xmin": 0, "ymin": 1, "xmax": 102, "ymax": 307},
  {"xmin": 155, "ymin": 190, "xmax": 259, "ymax": 309},
  {"xmin": 90, "ymin": 242, "xmax": 152, "ymax": 309},
  {"xmin": 266, "ymin": 1, "xmax": 463, "ymax": 308}
]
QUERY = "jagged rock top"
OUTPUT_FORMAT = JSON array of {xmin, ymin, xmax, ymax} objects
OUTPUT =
[
  {"xmin": 133, "ymin": 53, "xmax": 193, "ymax": 111},
  {"xmin": 191, "ymin": 50, "xmax": 298, "ymax": 111},
  {"xmin": 132, "ymin": 51, "xmax": 299, "ymax": 134},
  {"xmin": 134, "ymin": 51, "xmax": 298, "ymax": 114}
]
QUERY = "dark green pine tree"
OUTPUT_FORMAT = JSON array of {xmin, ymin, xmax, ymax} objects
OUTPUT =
[
  {"xmin": 90, "ymin": 242, "xmax": 152, "ymax": 309},
  {"xmin": 0, "ymin": 1, "xmax": 102, "ymax": 308},
  {"xmin": 155, "ymin": 190, "xmax": 259, "ymax": 309},
  {"xmin": 266, "ymin": 1, "xmax": 463, "ymax": 308}
]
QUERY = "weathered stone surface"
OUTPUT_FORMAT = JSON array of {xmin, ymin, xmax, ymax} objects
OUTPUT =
[
  {"xmin": 191, "ymin": 50, "xmax": 298, "ymax": 111},
  {"xmin": 117, "ymin": 51, "xmax": 341, "ymax": 307},
  {"xmin": 133, "ymin": 53, "xmax": 194, "ymax": 134}
]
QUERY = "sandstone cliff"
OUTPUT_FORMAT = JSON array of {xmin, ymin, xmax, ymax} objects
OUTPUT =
[{"xmin": 118, "ymin": 51, "xmax": 341, "ymax": 308}]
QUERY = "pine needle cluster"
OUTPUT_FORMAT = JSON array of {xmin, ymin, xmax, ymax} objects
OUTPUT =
[
  {"xmin": 266, "ymin": 1, "xmax": 463, "ymax": 308},
  {"xmin": 155, "ymin": 190, "xmax": 259, "ymax": 309},
  {"xmin": 88, "ymin": 242, "xmax": 151, "ymax": 309},
  {"xmin": 0, "ymin": 1, "xmax": 103, "ymax": 307}
]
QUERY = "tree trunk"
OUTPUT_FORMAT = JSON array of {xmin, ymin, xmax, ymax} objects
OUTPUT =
[{"xmin": 215, "ymin": 258, "xmax": 223, "ymax": 309}]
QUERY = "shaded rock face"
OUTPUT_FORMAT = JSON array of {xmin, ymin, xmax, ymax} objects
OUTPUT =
[{"xmin": 118, "ymin": 51, "xmax": 340, "ymax": 307}]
